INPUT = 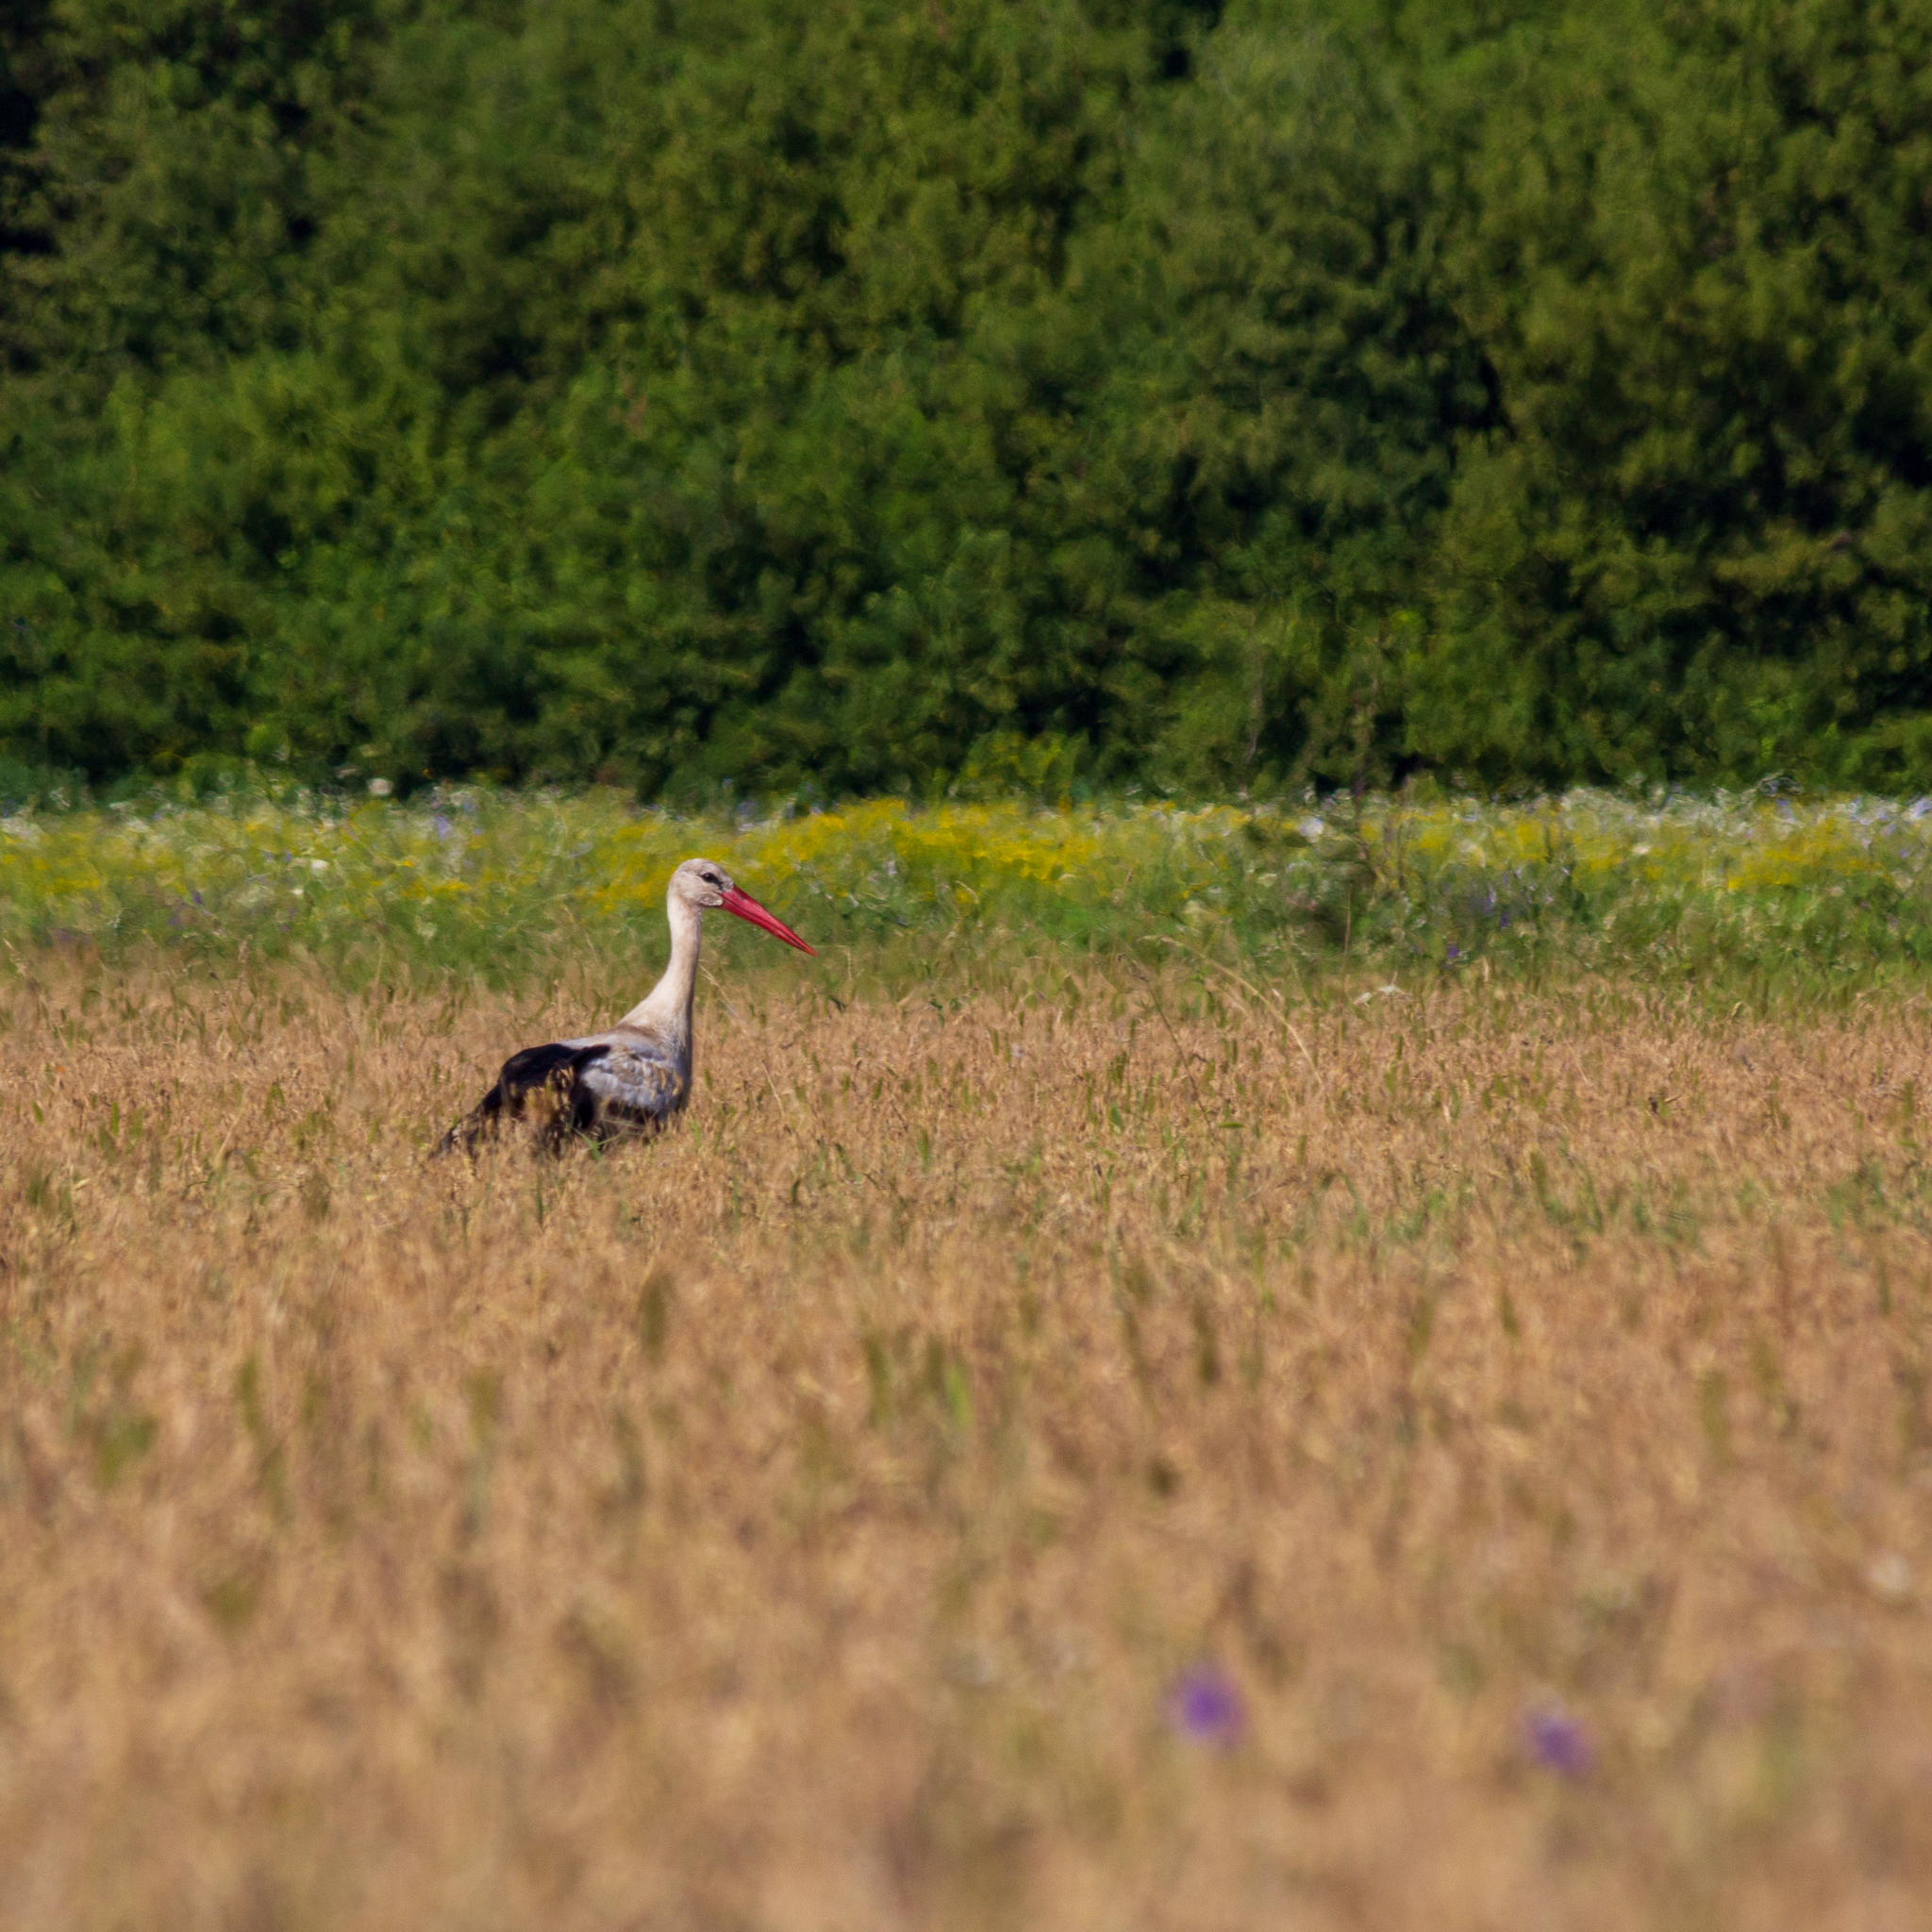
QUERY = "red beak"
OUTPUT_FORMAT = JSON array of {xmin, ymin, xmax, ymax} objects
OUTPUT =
[{"xmin": 720, "ymin": 886, "xmax": 816, "ymax": 955}]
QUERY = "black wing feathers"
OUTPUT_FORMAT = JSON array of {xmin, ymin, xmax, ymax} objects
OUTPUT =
[
  {"xmin": 438, "ymin": 1041, "xmax": 612, "ymax": 1156},
  {"xmin": 438, "ymin": 1036, "xmax": 691, "ymax": 1155},
  {"xmin": 499, "ymin": 1041, "xmax": 609, "ymax": 1092}
]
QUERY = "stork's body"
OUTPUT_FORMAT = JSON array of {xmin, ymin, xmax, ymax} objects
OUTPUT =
[{"xmin": 439, "ymin": 858, "xmax": 813, "ymax": 1155}]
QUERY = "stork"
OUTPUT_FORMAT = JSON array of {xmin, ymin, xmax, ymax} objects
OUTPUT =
[{"xmin": 438, "ymin": 858, "xmax": 815, "ymax": 1154}]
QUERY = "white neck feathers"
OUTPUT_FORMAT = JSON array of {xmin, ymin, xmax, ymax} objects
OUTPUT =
[{"xmin": 616, "ymin": 890, "xmax": 703, "ymax": 1044}]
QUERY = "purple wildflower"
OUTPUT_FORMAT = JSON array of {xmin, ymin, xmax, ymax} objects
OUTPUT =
[
  {"xmin": 1167, "ymin": 1665, "xmax": 1244, "ymax": 1748},
  {"xmin": 434, "ymin": 814, "xmax": 454, "ymax": 841},
  {"xmin": 1523, "ymin": 1702, "xmax": 1593, "ymax": 1777}
]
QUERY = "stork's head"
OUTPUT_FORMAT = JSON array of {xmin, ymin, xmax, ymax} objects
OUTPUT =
[{"xmin": 670, "ymin": 858, "xmax": 816, "ymax": 953}]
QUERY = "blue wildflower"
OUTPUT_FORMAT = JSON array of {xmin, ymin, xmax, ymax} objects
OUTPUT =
[
  {"xmin": 1167, "ymin": 1665, "xmax": 1244, "ymax": 1748},
  {"xmin": 1523, "ymin": 1702, "xmax": 1592, "ymax": 1777}
]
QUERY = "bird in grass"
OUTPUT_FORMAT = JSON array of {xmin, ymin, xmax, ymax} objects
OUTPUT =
[{"xmin": 438, "ymin": 858, "xmax": 815, "ymax": 1154}]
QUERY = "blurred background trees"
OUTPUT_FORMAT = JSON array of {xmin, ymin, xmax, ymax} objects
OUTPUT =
[{"xmin": 3, "ymin": 0, "xmax": 1929, "ymax": 799}]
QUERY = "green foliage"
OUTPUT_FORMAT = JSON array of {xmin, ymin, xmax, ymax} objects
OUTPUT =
[
  {"xmin": 2, "ymin": 0, "xmax": 1929, "ymax": 795},
  {"xmin": 8, "ymin": 783, "xmax": 1932, "ymax": 999},
  {"xmin": 1414, "ymin": 0, "xmax": 1932, "ymax": 789}
]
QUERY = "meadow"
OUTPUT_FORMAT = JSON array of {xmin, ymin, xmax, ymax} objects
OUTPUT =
[
  {"xmin": 8, "ymin": 781, "xmax": 1932, "ymax": 986},
  {"xmin": 5, "ymin": 792, "xmax": 1932, "ymax": 1928}
]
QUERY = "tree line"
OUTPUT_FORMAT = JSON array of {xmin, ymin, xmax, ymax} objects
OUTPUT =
[{"xmin": 3, "ymin": 0, "xmax": 1928, "ymax": 800}]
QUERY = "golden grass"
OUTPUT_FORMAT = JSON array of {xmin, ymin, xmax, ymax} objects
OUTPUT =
[{"xmin": 5, "ymin": 948, "xmax": 1932, "ymax": 1929}]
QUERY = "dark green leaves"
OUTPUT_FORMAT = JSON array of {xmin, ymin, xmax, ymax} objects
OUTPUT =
[{"xmin": 4, "ymin": 0, "xmax": 1931, "ymax": 796}]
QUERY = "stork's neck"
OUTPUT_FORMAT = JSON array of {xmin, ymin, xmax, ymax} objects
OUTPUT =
[{"xmin": 616, "ymin": 891, "xmax": 702, "ymax": 1045}]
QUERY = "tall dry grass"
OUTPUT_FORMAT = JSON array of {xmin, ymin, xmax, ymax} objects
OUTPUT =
[{"xmin": 4, "ymin": 948, "xmax": 1931, "ymax": 1929}]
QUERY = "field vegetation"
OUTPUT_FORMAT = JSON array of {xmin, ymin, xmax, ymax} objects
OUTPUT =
[
  {"xmin": 7, "ymin": 782, "xmax": 1932, "ymax": 991},
  {"xmin": 5, "ymin": 0, "xmax": 1929, "ymax": 1908},
  {"xmin": 4, "ymin": 797, "xmax": 1932, "ymax": 1925}
]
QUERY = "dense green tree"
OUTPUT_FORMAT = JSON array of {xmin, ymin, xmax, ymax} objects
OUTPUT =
[
  {"xmin": 1414, "ymin": 0, "xmax": 1932, "ymax": 788},
  {"xmin": 1, "ymin": 0, "xmax": 1928, "ymax": 797},
  {"xmin": 1089, "ymin": 0, "xmax": 1508, "ymax": 790}
]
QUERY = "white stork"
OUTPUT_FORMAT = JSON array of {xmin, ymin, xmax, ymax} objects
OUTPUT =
[{"xmin": 439, "ymin": 858, "xmax": 815, "ymax": 1154}]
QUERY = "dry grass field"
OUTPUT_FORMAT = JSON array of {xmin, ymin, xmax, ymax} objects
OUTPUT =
[{"xmin": 5, "ymin": 943, "xmax": 1932, "ymax": 1929}]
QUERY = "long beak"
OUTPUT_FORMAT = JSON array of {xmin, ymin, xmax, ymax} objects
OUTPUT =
[{"xmin": 720, "ymin": 885, "xmax": 816, "ymax": 955}]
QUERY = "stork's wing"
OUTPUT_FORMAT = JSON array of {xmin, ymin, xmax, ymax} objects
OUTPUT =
[
  {"xmin": 576, "ymin": 1041, "xmax": 688, "ymax": 1129},
  {"xmin": 437, "ymin": 1036, "xmax": 688, "ymax": 1156},
  {"xmin": 437, "ymin": 1040, "xmax": 610, "ymax": 1155}
]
